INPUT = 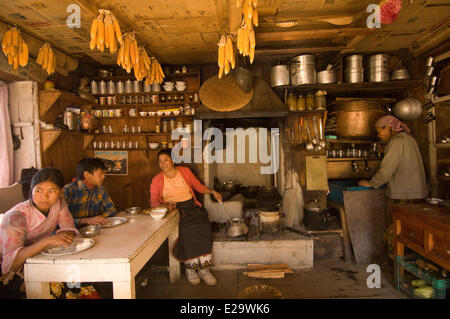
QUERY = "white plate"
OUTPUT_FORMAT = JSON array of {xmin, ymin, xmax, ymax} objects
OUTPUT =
[
  {"xmin": 102, "ymin": 217, "xmax": 128, "ymax": 228},
  {"xmin": 42, "ymin": 238, "xmax": 95, "ymax": 256}
]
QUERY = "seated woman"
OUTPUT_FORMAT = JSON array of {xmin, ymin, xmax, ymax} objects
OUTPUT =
[
  {"xmin": 0, "ymin": 168, "xmax": 78, "ymax": 298},
  {"xmin": 150, "ymin": 149, "xmax": 222, "ymax": 286}
]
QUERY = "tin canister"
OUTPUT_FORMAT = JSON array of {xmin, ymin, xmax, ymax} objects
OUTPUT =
[
  {"xmin": 102, "ymin": 109, "xmax": 108, "ymax": 117},
  {"xmin": 151, "ymin": 94, "xmax": 159, "ymax": 103},
  {"xmin": 107, "ymin": 96, "xmax": 114, "ymax": 105},
  {"xmin": 99, "ymin": 96, "xmax": 106, "ymax": 105}
]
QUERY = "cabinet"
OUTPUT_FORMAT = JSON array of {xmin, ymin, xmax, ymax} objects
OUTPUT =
[
  {"xmin": 392, "ymin": 203, "xmax": 450, "ymax": 298},
  {"xmin": 90, "ymin": 69, "xmax": 200, "ymax": 152}
]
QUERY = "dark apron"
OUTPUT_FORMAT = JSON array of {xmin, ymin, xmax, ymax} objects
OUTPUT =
[{"xmin": 172, "ymin": 198, "xmax": 213, "ymax": 262}]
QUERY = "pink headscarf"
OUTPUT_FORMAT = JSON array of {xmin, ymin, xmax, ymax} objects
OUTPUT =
[{"xmin": 375, "ymin": 115, "xmax": 411, "ymax": 134}]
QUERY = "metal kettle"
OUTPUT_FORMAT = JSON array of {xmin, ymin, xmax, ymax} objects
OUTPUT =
[{"xmin": 219, "ymin": 200, "xmax": 248, "ymax": 237}]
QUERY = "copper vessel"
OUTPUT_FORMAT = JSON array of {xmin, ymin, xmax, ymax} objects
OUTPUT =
[{"xmin": 332, "ymin": 99, "xmax": 393, "ymax": 139}]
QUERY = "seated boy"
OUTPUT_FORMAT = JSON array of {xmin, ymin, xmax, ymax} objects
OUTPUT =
[{"xmin": 64, "ymin": 158, "xmax": 116, "ymax": 226}]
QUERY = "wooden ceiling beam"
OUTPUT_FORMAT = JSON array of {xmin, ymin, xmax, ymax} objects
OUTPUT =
[
  {"xmin": 256, "ymin": 28, "xmax": 376, "ymax": 43},
  {"xmin": 255, "ymin": 46, "xmax": 347, "ymax": 56}
]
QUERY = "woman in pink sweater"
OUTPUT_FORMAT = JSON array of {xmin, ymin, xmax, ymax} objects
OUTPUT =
[
  {"xmin": 150, "ymin": 149, "xmax": 222, "ymax": 286},
  {"xmin": 0, "ymin": 168, "xmax": 78, "ymax": 298}
]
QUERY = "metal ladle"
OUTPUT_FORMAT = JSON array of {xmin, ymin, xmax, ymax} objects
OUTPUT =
[
  {"xmin": 305, "ymin": 118, "xmax": 314, "ymax": 151},
  {"xmin": 311, "ymin": 115, "xmax": 319, "ymax": 146}
]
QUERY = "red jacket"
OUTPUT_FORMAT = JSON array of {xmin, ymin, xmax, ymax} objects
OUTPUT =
[{"xmin": 150, "ymin": 166, "xmax": 207, "ymax": 208}]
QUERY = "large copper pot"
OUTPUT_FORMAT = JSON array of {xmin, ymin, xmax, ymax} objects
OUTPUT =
[{"xmin": 333, "ymin": 99, "xmax": 392, "ymax": 139}]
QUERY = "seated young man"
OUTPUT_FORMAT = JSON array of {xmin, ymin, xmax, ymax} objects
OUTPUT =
[{"xmin": 64, "ymin": 158, "xmax": 117, "ymax": 226}]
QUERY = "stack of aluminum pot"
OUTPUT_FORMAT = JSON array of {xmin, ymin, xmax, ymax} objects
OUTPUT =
[
  {"xmin": 290, "ymin": 55, "xmax": 317, "ymax": 85},
  {"xmin": 344, "ymin": 55, "xmax": 364, "ymax": 83},
  {"xmin": 368, "ymin": 54, "xmax": 389, "ymax": 82}
]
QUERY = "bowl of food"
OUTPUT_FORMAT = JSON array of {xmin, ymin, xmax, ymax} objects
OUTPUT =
[
  {"xmin": 139, "ymin": 111, "xmax": 147, "ymax": 117},
  {"xmin": 148, "ymin": 142, "xmax": 160, "ymax": 149},
  {"xmin": 79, "ymin": 225, "xmax": 101, "ymax": 238},
  {"xmin": 156, "ymin": 111, "xmax": 164, "ymax": 116},
  {"xmin": 125, "ymin": 206, "xmax": 141, "ymax": 215},
  {"xmin": 173, "ymin": 110, "xmax": 180, "ymax": 115},
  {"xmin": 150, "ymin": 206, "xmax": 168, "ymax": 220},
  {"xmin": 148, "ymin": 111, "xmax": 156, "ymax": 116}
]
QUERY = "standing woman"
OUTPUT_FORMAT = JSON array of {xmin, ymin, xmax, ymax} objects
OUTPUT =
[
  {"xmin": 0, "ymin": 168, "xmax": 78, "ymax": 298},
  {"xmin": 150, "ymin": 149, "xmax": 222, "ymax": 286},
  {"xmin": 359, "ymin": 115, "xmax": 428, "ymax": 223}
]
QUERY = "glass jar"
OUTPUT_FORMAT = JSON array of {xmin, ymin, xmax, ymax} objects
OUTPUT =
[
  {"xmin": 287, "ymin": 93, "xmax": 297, "ymax": 111},
  {"xmin": 315, "ymin": 95, "xmax": 326, "ymax": 109},
  {"xmin": 296, "ymin": 95, "xmax": 306, "ymax": 111},
  {"xmin": 306, "ymin": 94, "xmax": 315, "ymax": 110},
  {"xmin": 161, "ymin": 141, "xmax": 168, "ymax": 149},
  {"xmin": 169, "ymin": 118, "xmax": 176, "ymax": 131},
  {"xmin": 161, "ymin": 118, "xmax": 169, "ymax": 133}
]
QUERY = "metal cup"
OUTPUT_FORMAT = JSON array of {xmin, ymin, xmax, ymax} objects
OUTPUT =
[
  {"xmin": 426, "ymin": 66, "xmax": 434, "ymax": 77},
  {"xmin": 116, "ymin": 81, "xmax": 124, "ymax": 94},
  {"xmin": 426, "ymin": 56, "xmax": 434, "ymax": 67},
  {"xmin": 90, "ymin": 81, "xmax": 98, "ymax": 95},
  {"xmin": 99, "ymin": 81, "xmax": 106, "ymax": 94}
]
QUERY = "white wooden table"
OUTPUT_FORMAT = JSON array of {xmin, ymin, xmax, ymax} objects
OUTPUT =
[{"xmin": 24, "ymin": 209, "xmax": 180, "ymax": 299}]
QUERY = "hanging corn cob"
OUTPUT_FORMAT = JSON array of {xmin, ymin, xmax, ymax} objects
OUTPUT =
[
  {"xmin": 89, "ymin": 9, "xmax": 123, "ymax": 54},
  {"xmin": 2, "ymin": 26, "xmax": 29, "ymax": 70},
  {"xmin": 235, "ymin": 0, "xmax": 258, "ymax": 63},
  {"xmin": 36, "ymin": 42, "xmax": 56, "ymax": 75},
  {"xmin": 217, "ymin": 34, "xmax": 235, "ymax": 79}
]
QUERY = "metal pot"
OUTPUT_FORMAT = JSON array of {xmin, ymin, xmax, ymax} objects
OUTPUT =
[
  {"xmin": 369, "ymin": 70, "xmax": 389, "ymax": 82},
  {"xmin": 393, "ymin": 97, "xmax": 423, "ymax": 121},
  {"xmin": 226, "ymin": 217, "xmax": 249, "ymax": 237},
  {"xmin": 344, "ymin": 69, "xmax": 364, "ymax": 83},
  {"xmin": 270, "ymin": 65, "xmax": 290, "ymax": 87},
  {"xmin": 235, "ymin": 67, "xmax": 253, "ymax": 93},
  {"xmin": 345, "ymin": 55, "xmax": 363, "ymax": 68},
  {"xmin": 333, "ymin": 99, "xmax": 389, "ymax": 139},
  {"xmin": 304, "ymin": 200, "xmax": 322, "ymax": 213},
  {"xmin": 317, "ymin": 70, "xmax": 336, "ymax": 84},
  {"xmin": 391, "ymin": 69, "xmax": 410, "ymax": 80},
  {"xmin": 290, "ymin": 55, "xmax": 316, "ymax": 85}
]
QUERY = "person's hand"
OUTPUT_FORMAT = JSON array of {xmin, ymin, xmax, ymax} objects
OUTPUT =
[
  {"xmin": 83, "ymin": 216, "xmax": 107, "ymax": 225},
  {"xmin": 211, "ymin": 190, "xmax": 222, "ymax": 203},
  {"xmin": 45, "ymin": 232, "xmax": 75, "ymax": 249},
  {"xmin": 166, "ymin": 202, "xmax": 177, "ymax": 210},
  {"xmin": 358, "ymin": 180, "xmax": 371, "ymax": 187}
]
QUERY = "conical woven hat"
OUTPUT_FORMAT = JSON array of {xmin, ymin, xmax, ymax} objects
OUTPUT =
[{"xmin": 199, "ymin": 73, "xmax": 254, "ymax": 112}]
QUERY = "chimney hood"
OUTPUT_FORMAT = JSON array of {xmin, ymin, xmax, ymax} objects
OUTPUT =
[{"xmin": 197, "ymin": 76, "xmax": 288, "ymax": 119}]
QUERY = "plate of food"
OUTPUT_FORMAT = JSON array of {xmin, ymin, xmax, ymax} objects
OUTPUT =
[
  {"xmin": 102, "ymin": 216, "xmax": 128, "ymax": 228},
  {"xmin": 42, "ymin": 238, "xmax": 95, "ymax": 256}
]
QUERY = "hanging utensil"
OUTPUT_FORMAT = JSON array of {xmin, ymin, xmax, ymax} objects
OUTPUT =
[
  {"xmin": 312, "ymin": 115, "xmax": 322, "ymax": 151},
  {"xmin": 305, "ymin": 118, "xmax": 314, "ymax": 151},
  {"xmin": 319, "ymin": 118, "xmax": 326, "ymax": 149}
]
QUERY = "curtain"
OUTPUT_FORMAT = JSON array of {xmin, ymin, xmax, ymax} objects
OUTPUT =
[{"xmin": 0, "ymin": 85, "xmax": 13, "ymax": 187}]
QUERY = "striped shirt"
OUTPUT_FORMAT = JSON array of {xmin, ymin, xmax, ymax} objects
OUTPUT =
[{"xmin": 63, "ymin": 180, "xmax": 116, "ymax": 226}]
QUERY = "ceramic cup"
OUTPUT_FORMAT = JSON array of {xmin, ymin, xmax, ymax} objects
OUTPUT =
[{"xmin": 129, "ymin": 108, "xmax": 137, "ymax": 117}]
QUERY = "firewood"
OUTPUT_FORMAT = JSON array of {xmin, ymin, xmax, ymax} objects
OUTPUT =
[
  {"xmin": 243, "ymin": 271, "xmax": 285, "ymax": 279},
  {"xmin": 246, "ymin": 263, "xmax": 289, "ymax": 270}
]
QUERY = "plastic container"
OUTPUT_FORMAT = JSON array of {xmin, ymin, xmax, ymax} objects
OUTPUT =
[
  {"xmin": 328, "ymin": 180, "xmax": 373, "ymax": 204},
  {"xmin": 396, "ymin": 256, "xmax": 450, "ymax": 299}
]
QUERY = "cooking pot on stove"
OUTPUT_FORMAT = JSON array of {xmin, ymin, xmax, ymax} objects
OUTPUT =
[
  {"xmin": 303, "ymin": 200, "xmax": 330, "ymax": 230},
  {"xmin": 223, "ymin": 181, "xmax": 241, "ymax": 195}
]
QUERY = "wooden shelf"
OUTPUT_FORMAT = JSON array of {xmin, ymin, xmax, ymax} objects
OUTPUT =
[
  {"xmin": 89, "ymin": 148, "xmax": 149, "ymax": 151},
  {"xmin": 326, "ymin": 139, "xmax": 377, "ymax": 144},
  {"xmin": 289, "ymin": 110, "xmax": 326, "ymax": 113},
  {"xmin": 435, "ymin": 143, "xmax": 450, "ymax": 149},
  {"xmin": 39, "ymin": 90, "xmax": 99, "ymax": 118},
  {"xmin": 95, "ymin": 115, "xmax": 195, "ymax": 120},
  {"xmin": 273, "ymin": 80, "xmax": 422, "ymax": 95},
  {"xmin": 438, "ymin": 176, "xmax": 450, "ymax": 182},
  {"xmin": 93, "ymin": 72, "xmax": 199, "ymax": 82},
  {"xmin": 95, "ymin": 102, "xmax": 199, "ymax": 108},
  {"xmin": 40, "ymin": 130, "xmax": 64, "ymax": 152},
  {"xmin": 327, "ymin": 157, "xmax": 381, "ymax": 162},
  {"xmin": 94, "ymin": 132, "xmax": 193, "ymax": 136},
  {"xmin": 94, "ymin": 91, "xmax": 198, "ymax": 96},
  {"xmin": 196, "ymin": 110, "xmax": 288, "ymax": 119}
]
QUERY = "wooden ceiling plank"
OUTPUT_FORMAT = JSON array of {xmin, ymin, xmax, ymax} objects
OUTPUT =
[{"xmin": 256, "ymin": 28, "xmax": 376, "ymax": 43}]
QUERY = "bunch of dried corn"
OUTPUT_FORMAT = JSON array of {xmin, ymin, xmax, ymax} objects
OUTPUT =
[
  {"xmin": 116, "ymin": 32, "xmax": 139, "ymax": 74},
  {"xmin": 90, "ymin": 9, "xmax": 123, "ymax": 54},
  {"xmin": 145, "ymin": 56, "xmax": 165, "ymax": 85},
  {"xmin": 36, "ymin": 43, "xmax": 56, "ymax": 75},
  {"xmin": 236, "ymin": 0, "xmax": 258, "ymax": 63},
  {"xmin": 2, "ymin": 26, "xmax": 29, "ymax": 70},
  {"xmin": 217, "ymin": 34, "xmax": 235, "ymax": 79}
]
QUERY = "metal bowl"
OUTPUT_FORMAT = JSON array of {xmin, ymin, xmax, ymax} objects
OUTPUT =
[
  {"xmin": 425, "ymin": 198, "xmax": 444, "ymax": 205},
  {"xmin": 150, "ymin": 207, "xmax": 168, "ymax": 220},
  {"xmin": 79, "ymin": 225, "xmax": 101, "ymax": 238},
  {"xmin": 125, "ymin": 207, "xmax": 141, "ymax": 215},
  {"xmin": 391, "ymin": 69, "xmax": 410, "ymax": 81},
  {"xmin": 148, "ymin": 142, "xmax": 160, "ymax": 149}
]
